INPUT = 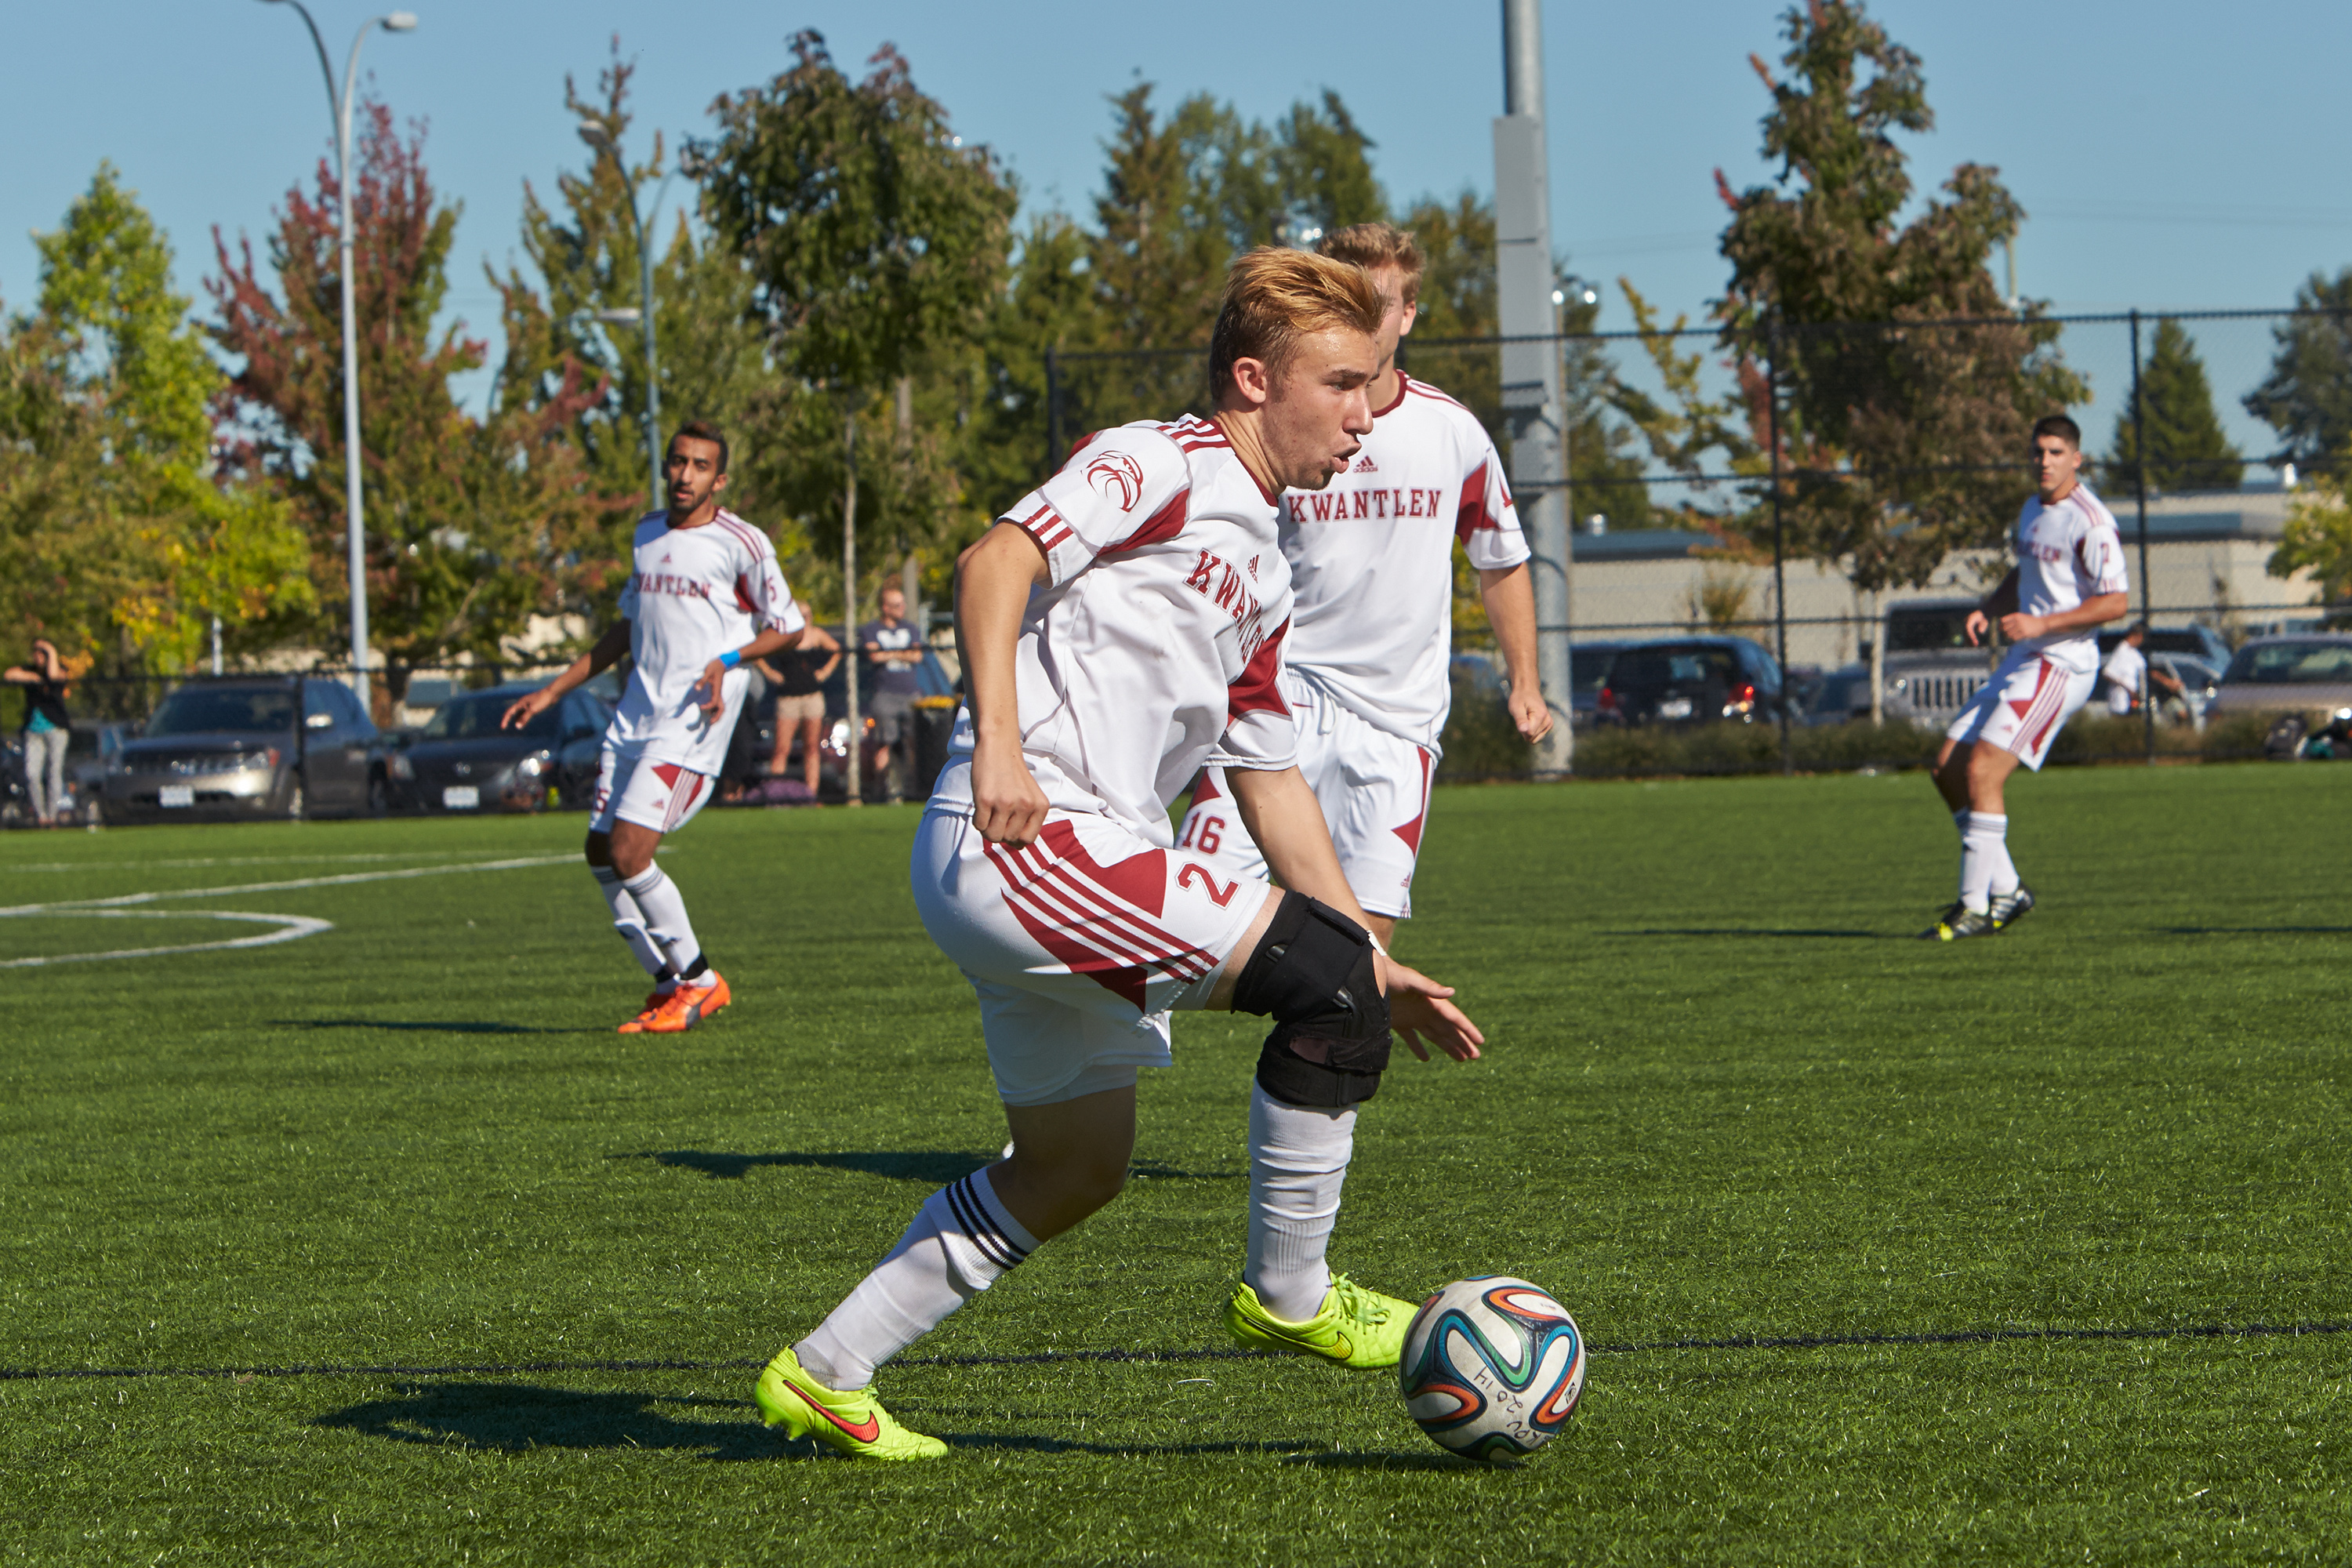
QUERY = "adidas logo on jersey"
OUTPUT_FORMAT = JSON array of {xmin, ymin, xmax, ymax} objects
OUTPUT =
[{"xmin": 1352, "ymin": 456, "xmax": 1378, "ymax": 472}]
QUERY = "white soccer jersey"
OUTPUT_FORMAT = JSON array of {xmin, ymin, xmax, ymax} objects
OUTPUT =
[
  {"xmin": 1276, "ymin": 373, "xmax": 1530, "ymax": 747},
  {"xmin": 2010, "ymin": 485, "xmax": 2129, "ymax": 676},
  {"xmin": 611, "ymin": 509, "xmax": 804, "ymax": 771},
  {"xmin": 931, "ymin": 416, "xmax": 1296, "ymax": 842}
]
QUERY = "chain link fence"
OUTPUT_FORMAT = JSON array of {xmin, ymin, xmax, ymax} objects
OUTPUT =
[{"xmin": 1047, "ymin": 309, "xmax": 2348, "ymax": 777}]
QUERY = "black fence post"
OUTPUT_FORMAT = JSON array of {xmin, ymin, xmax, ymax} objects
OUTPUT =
[
  {"xmin": 2129, "ymin": 310, "xmax": 2154, "ymax": 764},
  {"xmin": 1769, "ymin": 317, "xmax": 1791, "ymax": 775},
  {"xmin": 1044, "ymin": 347, "xmax": 1062, "ymax": 474}
]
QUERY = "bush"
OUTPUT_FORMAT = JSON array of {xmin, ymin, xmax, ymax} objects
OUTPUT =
[
  {"xmin": 1436, "ymin": 673, "xmax": 1534, "ymax": 782},
  {"xmin": 1571, "ymin": 720, "xmax": 1936, "ymax": 779}
]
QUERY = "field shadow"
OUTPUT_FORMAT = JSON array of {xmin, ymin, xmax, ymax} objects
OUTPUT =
[
  {"xmin": 621, "ymin": 1151, "xmax": 1240, "ymax": 1184},
  {"xmin": 278, "ymin": 1018, "xmax": 597, "ymax": 1036},
  {"xmin": 2154, "ymin": 925, "xmax": 2352, "ymax": 935},
  {"xmin": 1602, "ymin": 927, "xmax": 1881, "ymax": 940},
  {"xmin": 1286, "ymin": 1450, "xmax": 1507, "ymax": 1472},
  {"xmin": 621, "ymin": 1149, "xmax": 991, "ymax": 1183},
  {"xmin": 942, "ymin": 1432, "xmax": 1323, "ymax": 1458},
  {"xmin": 314, "ymin": 1382, "xmax": 779, "ymax": 1461}
]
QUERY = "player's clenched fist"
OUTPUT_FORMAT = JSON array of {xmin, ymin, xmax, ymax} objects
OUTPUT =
[
  {"xmin": 501, "ymin": 688, "xmax": 556, "ymax": 731},
  {"xmin": 970, "ymin": 742, "xmax": 1048, "ymax": 846}
]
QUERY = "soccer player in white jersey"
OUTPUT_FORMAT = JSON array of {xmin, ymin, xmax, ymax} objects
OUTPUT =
[
  {"xmin": 502, "ymin": 422, "xmax": 806, "ymax": 1028},
  {"xmin": 1175, "ymin": 223, "xmax": 1548, "ymax": 947},
  {"xmin": 750, "ymin": 249, "xmax": 1485, "ymax": 1461},
  {"xmin": 1922, "ymin": 415, "xmax": 2128, "ymax": 941}
]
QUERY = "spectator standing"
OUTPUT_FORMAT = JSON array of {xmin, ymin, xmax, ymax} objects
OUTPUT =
[
  {"xmin": 859, "ymin": 584, "xmax": 924, "ymax": 804},
  {"xmin": 762, "ymin": 602, "xmax": 840, "ymax": 797},
  {"xmin": 2100, "ymin": 622, "xmax": 2183, "ymax": 717},
  {"xmin": 5, "ymin": 639, "xmax": 73, "ymax": 827}
]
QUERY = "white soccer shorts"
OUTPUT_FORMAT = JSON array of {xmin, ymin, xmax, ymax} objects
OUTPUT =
[
  {"xmin": 910, "ymin": 804, "xmax": 1273, "ymax": 1107},
  {"xmin": 1944, "ymin": 649, "xmax": 2096, "ymax": 772},
  {"xmin": 1175, "ymin": 684, "xmax": 1435, "ymax": 920},
  {"xmin": 590, "ymin": 739, "xmax": 714, "ymax": 835}
]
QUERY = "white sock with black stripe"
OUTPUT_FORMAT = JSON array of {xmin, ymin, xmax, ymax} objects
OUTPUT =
[
  {"xmin": 794, "ymin": 1167, "xmax": 1038, "ymax": 1392},
  {"xmin": 619, "ymin": 864, "xmax": 703, "ymax": 978},
  {"xmin": 591, "ymin": 866, "xmax": 672, "ymax": 983}
]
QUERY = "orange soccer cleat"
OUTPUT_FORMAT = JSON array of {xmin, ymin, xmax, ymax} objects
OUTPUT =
[
  {"xmin": 616, "ymin": 987, "xmax": 675, "ymax": 1034},
  {"xmin": 644, "ymin": 971, "xmax": 730, "ymax": 1034}
]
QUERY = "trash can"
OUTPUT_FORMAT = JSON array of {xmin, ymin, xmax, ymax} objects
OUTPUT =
[{"xmin": 911, "ymin": 697, "xmax": 959, "ymax": 800}]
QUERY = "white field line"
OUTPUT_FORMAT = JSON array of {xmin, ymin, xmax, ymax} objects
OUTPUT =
[
  {"xmin": 1, "ymin": 852, "xmax": 515, "ymax": 874},
  {"xmin": 0, "ymin": 854, "xmax": 575, "ymax": 968},
  {"xmin": 0, "ymin": 854, "xmax": 576, "ymax": 916},
  {"xmin": 0, "ymin": 909, "xmax": 335, "ymax": 970}
]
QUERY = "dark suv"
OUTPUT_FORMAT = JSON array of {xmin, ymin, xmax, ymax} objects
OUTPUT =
[
  {"xmin": 103, "ymin": 677, "xmax": 380, "ymax": 822},
  {"xmin": 1594, "ymin": 636, "xmax": 1789, "ymax": 727}
]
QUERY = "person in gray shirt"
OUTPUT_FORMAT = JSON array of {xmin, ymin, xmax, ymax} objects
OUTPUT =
[{"xmin": 859, "ymin": 585, "xmax": 924, "ymax": 803}]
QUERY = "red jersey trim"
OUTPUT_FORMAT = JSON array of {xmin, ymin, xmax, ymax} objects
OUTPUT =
[
  {"xmin": 1105, "ymin": 487, "xmax": 1192, "ymax": 554},
  {"xmin": 1013, "ymin": 500, "xmax": 1074, "ymax": 552},
  {"xmin": 1228, "ymin": 617, "xmax": 1292, "ymax": 722},
  {"xmin": 1456, "ymin": 459, "xmax": 1496, "ymax": 543},
  {"xmin": 1370, "ymin": 372, "xmax": 1410, "ymax": 419}
]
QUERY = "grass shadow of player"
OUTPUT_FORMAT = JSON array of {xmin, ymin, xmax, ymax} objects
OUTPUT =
[
  {"xmin": 622, "ymin": 1149, "xmax": 993, "ymax": 1184},
  {"xmin": 278, "ymin": 1018, "xmax": 600, "ymax": 1036},
  {"xmin": 1283, "ymin": 1449, "xmax": 1509, "ymax": 1472},
  {"xmin": 938, "ymin": 1431, "xmax": 1327, "ymax": 1459},
  {"xmin": 313, "ymin": 1382, "xmax": 778, "ymax": 1462},
  {"xmin": 1605, "ymin": 926, "xmax": 1881, "ymax": 940},
  {"xmin": 2154, "ymin": 924, "xmax": 2352, "ymax": 935},
  {"xmin": 623, "ymin": 1151, "xmax": 1242, "ymax": 1184}
]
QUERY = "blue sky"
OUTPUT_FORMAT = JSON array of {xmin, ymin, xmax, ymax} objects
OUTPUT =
[{"xmin": 8, "ymin": 0, "xmax": 2350, "ymax": 444}]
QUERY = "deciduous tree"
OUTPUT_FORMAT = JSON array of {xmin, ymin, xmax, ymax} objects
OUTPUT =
[
  {"xmin": 2244, "ymin": 268, "xmax": 2352, "ymax": 469},
  {"xmin": 2, "ymin": 165, "xmax": 306, "ymax": 677}
]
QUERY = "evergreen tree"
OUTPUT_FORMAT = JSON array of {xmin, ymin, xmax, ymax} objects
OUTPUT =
[
  {"xmin": 2103, "ymin": 318, "xmax": 2242, "ymax": 494},
  {"xmin": 2245, "ymin": 267, "xmax": 2352, "ymax": 468}
]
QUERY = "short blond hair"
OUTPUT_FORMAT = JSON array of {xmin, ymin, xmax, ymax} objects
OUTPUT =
[
  {"xmin": 1209, "ymin": 247, "xmax": 1386, "ymax": 401},
  {"xmin": 1316, "ymin": 222, "xmax": 1425, "ymax": 306}
]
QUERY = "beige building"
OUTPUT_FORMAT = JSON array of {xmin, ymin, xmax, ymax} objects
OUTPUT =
[{"xmin": 1562, "ymin": 483, "xmax": 2325, "ymax": 670}]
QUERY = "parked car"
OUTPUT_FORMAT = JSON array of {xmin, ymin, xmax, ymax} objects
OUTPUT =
[
  {"xmin": 726, "ymin": 630, "xmax": 956, "ymax": 804},
  {"xmin": 2096, "ymin": 623, "xmax": 2231, "ymax": 670},
  {"xmin": 2207, "ymin": 634, "xmax": 2352, "ymax": 721},
  {"xmin": 1593, "ymin": 636, "xmax": 1789, "ymax": 727},
  {"xmin": 1872, "ymin": 598, "xmax": 1998, "ymax": 731},
  {"xmin": 382, "ymin": 683, "xmax": 613, "ymax": 814},
  {"xmin": 1568, "ymin": 641, "xmax": 1632, "ymax": 726},
  {"xmin": 102, "ymin": 677, "xmax": 379, "ymax": 822},
  {"xmin": 1799, "ymin": 663, "xmax": 1873, "ymax": 726}
]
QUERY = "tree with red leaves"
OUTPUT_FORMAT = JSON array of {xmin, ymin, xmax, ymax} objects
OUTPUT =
[{"xmin": 211, "ymin": 101, "xmax": 629, "ymax": 702}]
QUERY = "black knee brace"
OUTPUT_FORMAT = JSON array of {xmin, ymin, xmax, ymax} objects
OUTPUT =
[{"xmin": 1230, "ymin": 891, "xmax": 1392, "ymax": 1109}]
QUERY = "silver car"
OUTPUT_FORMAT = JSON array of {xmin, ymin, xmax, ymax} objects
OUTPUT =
[{"xmin": 2207, "ymin": 634, "xmax": 2352, "ymax": 722}]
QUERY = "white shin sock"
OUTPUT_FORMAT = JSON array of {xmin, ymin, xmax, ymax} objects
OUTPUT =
[
  {"xmin": 619, "ymin": 864, "xmax": 703, "ymax": 977},
  {"xmin": 1243, "ymin": 1083, "xmax": 1358, "ymax": 1323},
  {"xmin": 1958, "ymin": 811, "xmax": 2009, "ymax": 913},
  {"xmin": 794, "ymin": 1168, "xmax": 1038, "ymax": 1392},
  {"xmin": 591, "ymin": 866, "xmax": 671, "ymax": 982}
]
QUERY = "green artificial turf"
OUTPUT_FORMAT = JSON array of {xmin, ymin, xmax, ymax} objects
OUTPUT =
[{"xmin": 2, "ymin": 765, "xmax": 2346, "ymax": 1564}]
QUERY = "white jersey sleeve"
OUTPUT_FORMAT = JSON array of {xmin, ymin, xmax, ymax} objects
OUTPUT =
[
  {"xmin": 1210, "ymin": 618, "xmax": 1298, "ymax": 772},
  {"xmin": 1007, "ymin": 427, "xmax": 1193, "ymax": 586},
  {"xmin": 1455, "ymin": 426, "xmax": 1530, "ymax": 572}
]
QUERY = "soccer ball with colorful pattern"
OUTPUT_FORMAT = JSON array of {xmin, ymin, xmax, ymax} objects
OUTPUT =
[{"xmin": 1397, "ymin": 1276, "xmax": 1586, "ymax": 1460}]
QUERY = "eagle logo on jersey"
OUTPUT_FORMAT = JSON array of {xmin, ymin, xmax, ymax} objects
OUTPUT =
[{"xmin": 1084, "ymin": 451, "xmax": 1145, "ymax": 512}]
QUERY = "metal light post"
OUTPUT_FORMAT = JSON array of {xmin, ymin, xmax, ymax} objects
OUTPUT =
[
  {"xmin": 259, "ymin": 1, "xmax": 418, "ymax": 714},
  {"xmin": 575, "ymin": 122, "xmax": 677, "ymax": 514}
]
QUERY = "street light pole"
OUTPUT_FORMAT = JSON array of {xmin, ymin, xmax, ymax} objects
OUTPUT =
[
  {"xmin": 259, "ymin": 1, "xmax": 417, "ymax": 714},
  {"xmin": 576, "ymin": 122, "xmax": 676, "ymax": 514}
]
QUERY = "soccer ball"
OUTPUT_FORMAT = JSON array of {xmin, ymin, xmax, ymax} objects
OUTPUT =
[{"xmin": 1398, "ymin": 1276, "xmax": 1586, "ymax": 1460}]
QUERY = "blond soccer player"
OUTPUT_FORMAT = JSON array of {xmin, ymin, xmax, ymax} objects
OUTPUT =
[{"xmin": 749, "ymin": 249, "xmax": 1484, "ymax": 1460}]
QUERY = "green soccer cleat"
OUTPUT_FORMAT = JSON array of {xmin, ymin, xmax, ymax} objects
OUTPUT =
[
  {"xmin": 1223, "ymin": 1274, "xmax": 1413, "ymax": 1369},
  {"xmin": 1919, "ymin": 902, "xmax": 1998, "ymax": 942},
  {"xmin": 753, "ymin": 1348, "xmax": 946, "ymax": 1461},
  {"xmin": 1988, "ymin": 884, "xmax": 2036, "ymax": 931}
]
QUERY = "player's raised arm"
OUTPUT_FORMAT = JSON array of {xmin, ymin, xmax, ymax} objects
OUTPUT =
[
  {"xmin": 504, "ymin": 620, "xmax": 632, "ymax": 730},
  {"xmin": 955, "ymin": 521, "xmax": 1053, "ymax": 846}
]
